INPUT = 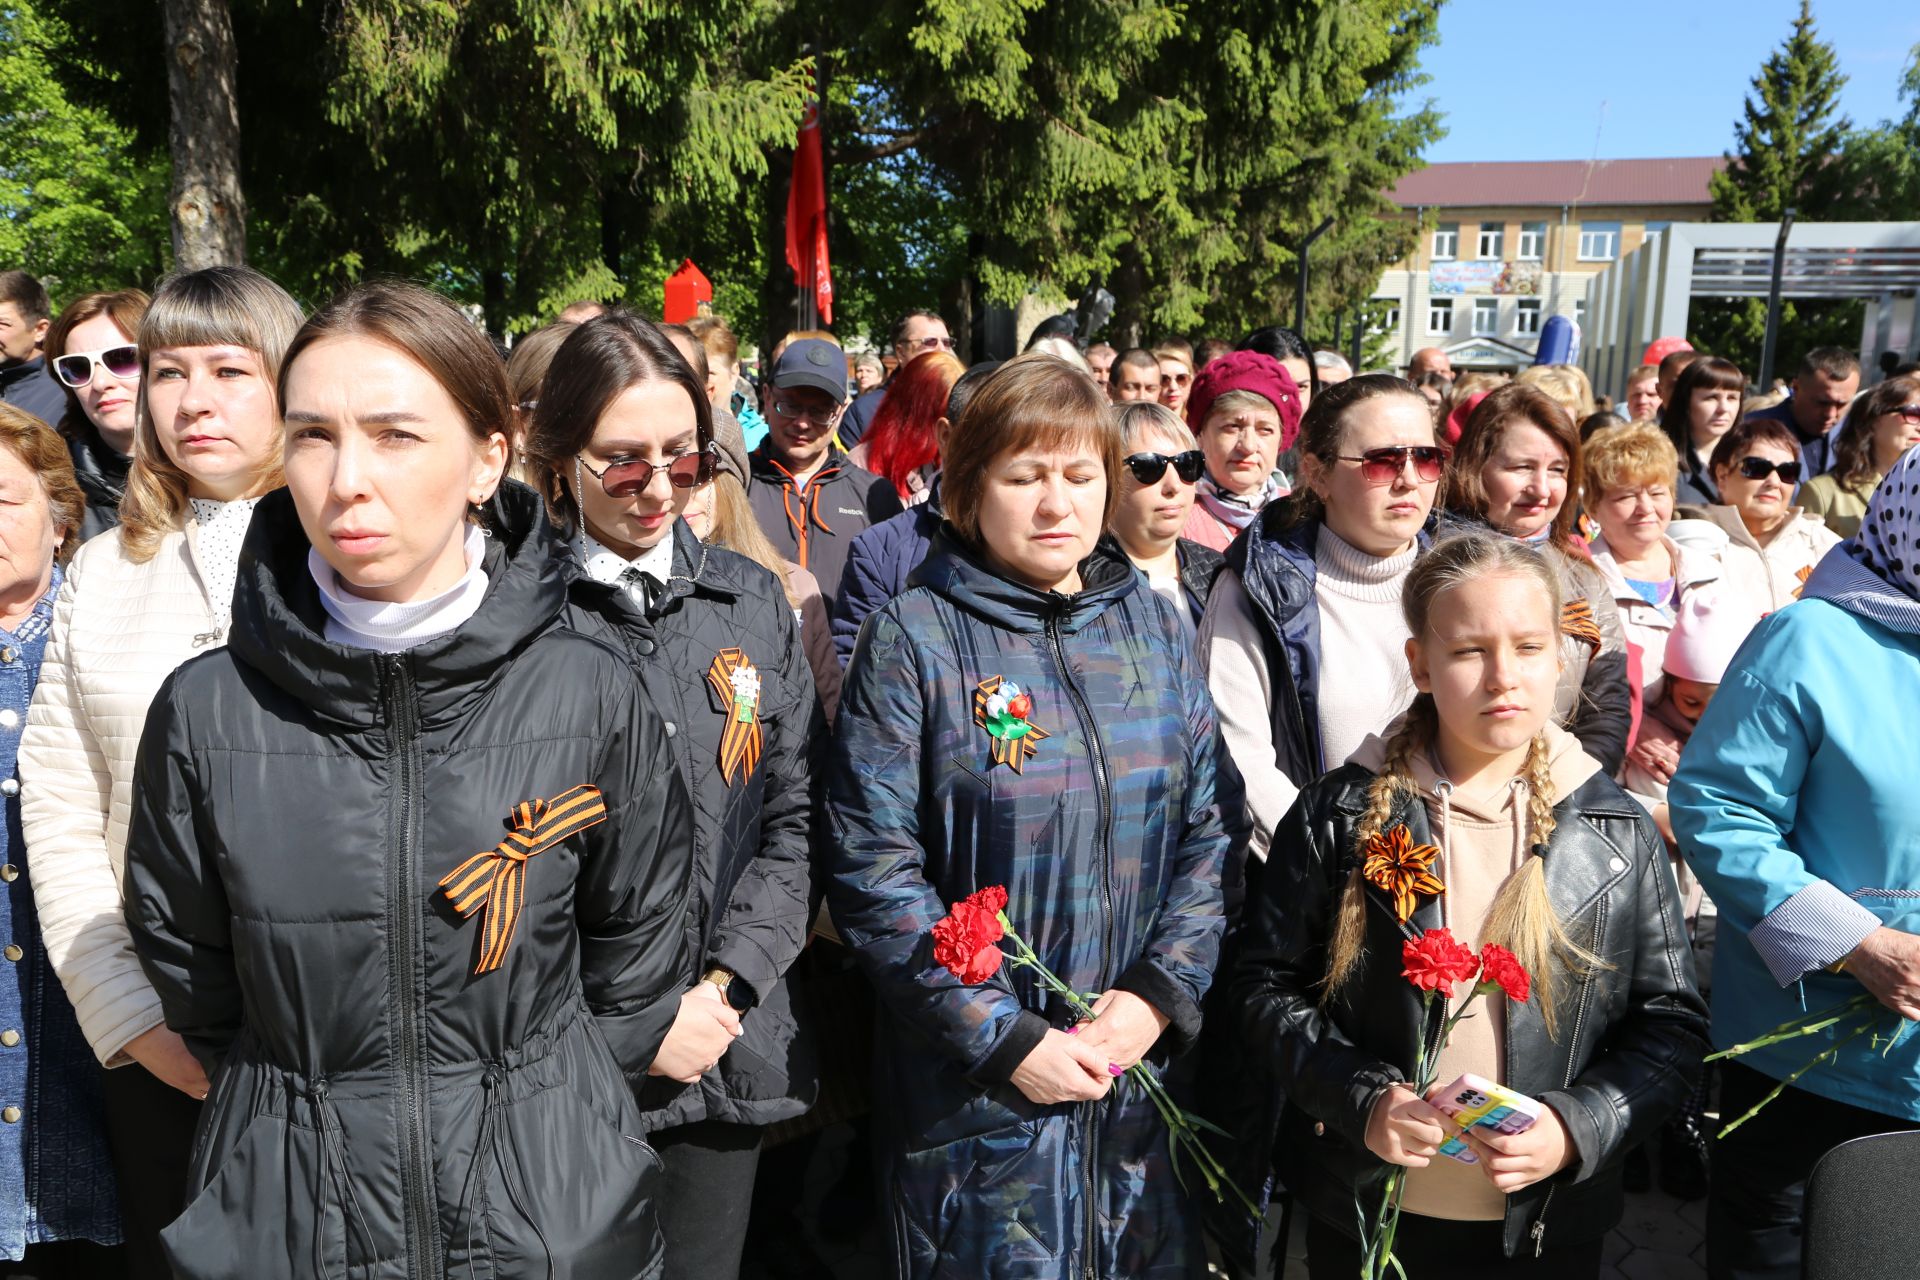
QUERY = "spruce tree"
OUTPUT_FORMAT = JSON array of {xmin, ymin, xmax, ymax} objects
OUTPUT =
[{"xmin": 1710, "ymin": 0, "xmax": 1851, "ymax": 222}]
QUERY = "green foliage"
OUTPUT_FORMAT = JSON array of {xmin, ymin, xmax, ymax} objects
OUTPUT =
[{"xmin": 0, "ymin": 0, "xmax": 169, "ymax": 302}]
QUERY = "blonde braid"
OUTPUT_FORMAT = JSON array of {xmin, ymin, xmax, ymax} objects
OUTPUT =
[
  {"xmin": 1322, "ymin": 698, "xmax": 1435, "ymax": 1002},
  {"xmin": 1481, "ymin": 732, "xmax": 1610, "ymax": 1039}
]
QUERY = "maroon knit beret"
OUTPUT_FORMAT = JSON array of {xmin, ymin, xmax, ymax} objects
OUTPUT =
[{"xmin": 1184, "ymin": 351, "xmax": 1305, "ymax": 451}]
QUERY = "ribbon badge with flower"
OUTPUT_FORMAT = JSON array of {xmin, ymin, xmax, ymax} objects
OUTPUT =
[
  {"xmin": 972, "ymin": 676, "xmax": 1048, "ymax": 773},
  {"xmin": 707, "ymin": 648, "xmax": 763, "ymax": 784},
  {"xmin": 1363, "ymin": 823, "xmax": 1445, "ymax": 924}
]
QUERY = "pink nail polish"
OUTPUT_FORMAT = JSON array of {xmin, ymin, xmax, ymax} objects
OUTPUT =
[
  {"xmin": 1107, "ymin": 1063, "xmax": 1123, "ymax": 1077},
  {"xmin": 1066, "ymin": 1025, "xmax": 1080, "ymax": 1035}
]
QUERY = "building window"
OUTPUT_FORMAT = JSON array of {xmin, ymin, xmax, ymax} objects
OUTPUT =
[
  {"xmin": 1428, "ymin": 297, "xmax": 1454, "ymax": 334},
  {"xmin": 1517, "ymin": 222, "xmax": 1547, "ymax": 260},
  {"xmin": 1432, "ymin": 223, "xmax": 1459, "ymax": 260},
  {"xmin": 1578, "ymin": 222, "xmax": 1621, "ymax": 261},
  {"xmin": 1370, "ymin": 301, "xmax": 1401, "ymax": 333},
  {"xmin": 1477, "ymin": 223, "xmax": 1504, "ymax": 259},
  {"xmin": 1575, "ymin": 299, "xmax": 1588, "ymax": 328},
  {"xmin": 1515, "ymin": 299, "xmax": 1543, "ymax": 335},
  {"xmin": 1471, "ymin": 298, "xmax": 1499, "ymax": 337}
]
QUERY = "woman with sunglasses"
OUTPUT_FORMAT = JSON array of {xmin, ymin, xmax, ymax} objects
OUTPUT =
[
  {"xmin": 529, "ymin": 311, "xmax": 821, "ymax": 1280},
  {"xmin": 1688, "ymin": 417, "xmax": 1839, "ymax": 615},
  {"xmin": 1799, "ymin": 376, "xmax": 1920, "ymax": 538},
  {"xmin": 1178, "ymin": 351, "xmax": 1305, "ymax": 553},
  {"xmin": 1447, "ymin": 384, "xmax": 1632, "ymax": 774},
  {"xmin": 20, "ymin": 266, "xmax": 301, "ymax": 1280},
  {"xmin": 1198, "ymin": 374, "xmax": 1445, "ymax": 863},
  {"xmin": 1110, "ymin": 401, "xmax": 1223, "ymax": 639},
  {"xmin": 44, "ymin": 289, "xmax": 150, "ymax": 541}
]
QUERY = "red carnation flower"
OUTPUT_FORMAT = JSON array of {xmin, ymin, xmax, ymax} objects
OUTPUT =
[
  {"xmin": 1477, "ymin": 943, "xmax": 1531, "ymax": 1003},
  {"xmin": 1007, "ymin": 693, "xmax": 1032, "ymax": 720},
  {"xmin": 1401, "ymin": 928, "xmax": 1480, "ymax": 999},
  {"xmin": 932, "ymin": 885, "xmax": 1010, "ymax": 984}
]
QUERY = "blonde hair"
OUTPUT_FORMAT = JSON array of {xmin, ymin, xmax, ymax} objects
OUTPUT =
[
  {"xmin": 703, "ymin": 473, "xmax": 800, "ymax": 608},
  {"xmin": 121, "ymin": 267, "xmax": 303, "ymax": 563},
  {"xmin": 1516, "ymin": 363, "xmax": 1596, "ymax": 422},
  {"xmin": 1323, "ymin": 530, "xmax": 1605, "ymax": 1037},
  {"xmin": 1582, "ymin": 422, "xmax": 1678, "ymax": 505},
  {"xmin": 1113, "ymin": 400, "xmax": 1198, "ymax": 452}
]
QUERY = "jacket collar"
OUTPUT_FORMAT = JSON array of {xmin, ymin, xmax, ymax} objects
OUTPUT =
[
  {"xmin": 228, "ymin": 480, "xmax": 571, "ymax": 729},
  {"xmin": 908, "ymin": 523, "xmax": 1138, "ymax": 635},
  {"xmin": 566, "ymin": 514, "xmax": 747, "ymax": 621},
  {"xmin": 1176, "ymin": 538, "xmax": 1223, "ymax": 600},
  {"xmin": 750, "ymin": 444, "xmax": 845, "ymax": 491},
  {"xmin": 1587, "ymin": 531, "xmax": 1720, "ymax": 605},
  {"xmin": 66, "ymin": 421, "xmax": 131, "ymax": 497}
]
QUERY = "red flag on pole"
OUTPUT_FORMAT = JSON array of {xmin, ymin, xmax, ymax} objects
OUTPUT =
[{"xmin": 785, "ymin": 90, "xmax": 834, "ymax": 326}]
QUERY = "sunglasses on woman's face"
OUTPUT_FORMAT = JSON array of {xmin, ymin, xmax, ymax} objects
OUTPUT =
[
  {"xmin": 1337, "ymin": 445, "xmax": 1450, "ymax": 486},
  {"xmin": 53, "ymin": 344, "xmax": 140, "ymax": 389},
  {"xmin": 1124, "ymin": 450, "xmax": 1206, "ymax": 485},
  {"xmin": 1735, "ymin": 455, "xmax": 1801, "ymax": 484},
  {"xmin": 1891, "ymin": 404, "xmax": 1920, "ymax": 424},
  {"xmin": 578, "ymin": 446, "xmax": 717, "ymax": 498}
]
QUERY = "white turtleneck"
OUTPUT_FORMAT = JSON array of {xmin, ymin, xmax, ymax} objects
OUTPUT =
[
  {"xmin": 189, "ymin": 496, "xmax": 260, "ymax": 632},
  {"xmin": 1313, "ymin": 524, "xmax": 1419, "ymax": 775},
  {"xmin": 312, "ymin": 525, "xmax": 490, "ymax": 653}
]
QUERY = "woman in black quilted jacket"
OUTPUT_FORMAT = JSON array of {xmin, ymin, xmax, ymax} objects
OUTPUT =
[
  {"xmin": 121, "ymin": 281, "xmax": 696, "ymax": 1279},
  {"xmin": 527, "ymin": 312, "xmax": 822, "ymax": 1280}
]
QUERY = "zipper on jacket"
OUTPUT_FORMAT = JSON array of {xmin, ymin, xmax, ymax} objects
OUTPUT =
[
  {"xmin": 1528, "ymin": 904, "xmax": 1605, "ymax": 1259},
  {"xmin": 1044, "ymin": 608, "xmax": 1113, "ymax": 1280},
  {"xmin": 383, "ymin": 655, "xmax": 440, "ymax": 1276}
]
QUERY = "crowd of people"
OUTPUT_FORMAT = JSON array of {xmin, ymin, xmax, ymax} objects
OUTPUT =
[{"xmin": 0, "ymin": 259, "xmax": 1917, "ymax": 1280}]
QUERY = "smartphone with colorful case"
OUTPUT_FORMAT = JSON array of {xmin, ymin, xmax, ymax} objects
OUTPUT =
[{"xmin": 1432, "ymin": 1072, "xmax": 1542, "ymax": 1164}]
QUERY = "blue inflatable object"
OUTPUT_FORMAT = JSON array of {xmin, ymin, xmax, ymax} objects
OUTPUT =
[{"xmin": 1533, "ymin": 314, "xmax": 1579, "ymax": 366}]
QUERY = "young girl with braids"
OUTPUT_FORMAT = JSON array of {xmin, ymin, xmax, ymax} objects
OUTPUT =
[{"xmin": 1228, "ymin": 530, "xmax": 1707, "ymax": 1280}]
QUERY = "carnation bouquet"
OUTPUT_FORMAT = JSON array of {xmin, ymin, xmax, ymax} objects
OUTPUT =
[
  {"xmin": 931, "ymin": 885, "xmax": 1259, "ymax": 1215},
  {"xmin": 1358, "ymin": 928, "xmax": 1533, "ymax": 1280}
]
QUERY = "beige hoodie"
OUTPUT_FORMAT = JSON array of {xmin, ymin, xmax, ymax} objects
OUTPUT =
[{"xmin": 1347, "ymin": 720, "xmax": 1601, "ymax": 1222}]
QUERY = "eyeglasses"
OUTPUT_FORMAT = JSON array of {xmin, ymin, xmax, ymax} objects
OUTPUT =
[
  {"xmin": 53, "ymin": 344, "xmax": 140, "ymax": 389},
  {"xmin": 1734, "ymin": 455, "xmax": 1801, "ymax": 484},
  {"xmin": 1337, "ymin": 445, "xmax": 1450, "ymax": 485},
  {"xmin": 771, "ymin": 398, "xmax": 841, "ymax": 425},
  {"xmin": 1124, "ymin": 450, "xmax": 1206, "ymax": 485},
  {"xmin": 577, "ymin": 446, "xmax": 717, "ymax": 498},
  {"xmin": 902, "ymin": 335, "xmax": 954, "ymax": 353},
  {"xmin": 1891, "ymin": 404, "xmax": 1920, "ymax": 424}
]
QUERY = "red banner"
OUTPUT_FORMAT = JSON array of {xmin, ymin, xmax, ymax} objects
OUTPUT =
[{"xmin": 785, "ymin": 94, "xmax": 834, "ymax": 325}]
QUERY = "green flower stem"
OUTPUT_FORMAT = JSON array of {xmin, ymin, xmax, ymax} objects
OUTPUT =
[
  {"xmin": 1704, "ymin": 994, "xmax": 1881, "ymax": 1062},
  {"xmin": 1715, "ymin": 1016, "xmax": 1889, "ymax": 1139},
  {"xmin": 994, "ymin": 917, "xmax": 1261, "ymax": 1217}
]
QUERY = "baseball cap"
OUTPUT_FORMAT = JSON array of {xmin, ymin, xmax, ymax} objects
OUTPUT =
[{"xmin": 772, "ymin": 338, "xmax": 848, "ymax": 401}]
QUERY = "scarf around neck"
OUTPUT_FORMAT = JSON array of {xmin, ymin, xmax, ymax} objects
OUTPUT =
[
  {"xmin": 1801, "ymin": 447, "xmax": 1920, "ymax": 636},
  {"xmin": 1196, "ymin": 472, "xmax": 1285, "ymax": 532}
]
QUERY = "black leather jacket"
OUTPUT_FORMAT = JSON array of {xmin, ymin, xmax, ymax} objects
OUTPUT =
[{"xmin": 1224, "ymin": 763, "xmax": 1707, "ymax": 1262}]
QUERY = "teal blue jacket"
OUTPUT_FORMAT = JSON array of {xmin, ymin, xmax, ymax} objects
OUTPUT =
[{"xmin": 1670, "ymin": 599, "xmax": 1920, "ymax": 1120}]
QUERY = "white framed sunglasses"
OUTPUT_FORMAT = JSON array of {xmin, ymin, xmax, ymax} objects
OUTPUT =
[{"xmin": 53, "ymin": 344, "xmax": 141, "ymax": 389}]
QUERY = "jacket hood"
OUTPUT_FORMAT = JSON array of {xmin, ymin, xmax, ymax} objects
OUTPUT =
[
  {"xmin": 229, "ymin": 480, "xmax": 573, "ymax": 728},
  {"xmin": 66, "ymin": 420, "xmax": 131, "ymax": 496},
  {"xmin": 1701, "ymin": 501, "xmax": 1825, "ymax": 554},
  {"xmin": 908, "ymin": 523, "xmax": 1138, "ymax": 635},
  {"xmin": 1348, "ymin": 719, "xmax": 1601, "ymax": 823},
  {"xmin": 1589, "ymin": 530, "xmax": 1721, "ymax": 604}
]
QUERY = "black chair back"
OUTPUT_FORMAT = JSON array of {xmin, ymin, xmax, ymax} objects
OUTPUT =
[{"xmin": 1803, "ymin": 1129, "xmax": 1920, "ymax": 1279}]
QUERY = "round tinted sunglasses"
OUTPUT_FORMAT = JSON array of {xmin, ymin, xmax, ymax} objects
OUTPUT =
[
  {"xmin": 578, "ymin": 445, "xmax": 717, "ymax": 498},
  {"xmin": 1734, "ymin": 455, "xmax": 1801, "ymax": 484},
  {"xmin": 1337, "ymin": 445, "xmax": 1450, "ymax": 486},
  {"xmin": 1124, "ymin": 450, "xmax": 1206, "ymax": 485},
  {"xmin": 53, "ymin": 345, "xmax": 140, "ymax": 389}
]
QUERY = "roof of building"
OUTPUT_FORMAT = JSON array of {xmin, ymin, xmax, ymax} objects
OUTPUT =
[{"xmin": 1390, "ymin": 158, "xmax": 1722, "ymax": 209}]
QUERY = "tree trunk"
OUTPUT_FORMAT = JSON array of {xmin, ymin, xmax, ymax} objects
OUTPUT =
[
  {"xmin": 481, "ymin": 269, "xmax": 507, "ymax": 342},
  {"xmin": 161, "ymin": 0, "xmax": 245, "ymax": 268},
  {"xmin": 599, "ymin": 182, "xmax": 624, "ymax": 288},
  {"xmin": 760, "ymin": 148, "xmax": 799, "ymax": 358},
  {"xmin": 1112, "ymin": 239, "xmax": 1146, "ymax": 350}
]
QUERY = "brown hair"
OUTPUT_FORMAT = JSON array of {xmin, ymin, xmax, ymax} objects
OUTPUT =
[
  {"xmin": 44, "ymin": 289, "xmax": 152, "ymax": 438},
  {"xmin": 1706, "ymin": 415, "xmax": 1802, "ymax": 480},
  {"xmin": 941, "ymin": 352, "xmax": 1121, "ymax": 546},
  {"xmin": 120, "ymin": 267, "xmax": 304, "ymax": 563},
  {"xmin": 1582, "ymin": 421, "xmax": 1679, "ymax": 504},
  {"xmin": 685, "ymin": 315, "xmax": 738, "ymax": 365},
  {"xmin": 505, "ymin": 322, "xmax": 578, "ymax": 412},
  {"xmin": 1323, "ymin": 530, "xmax": 1604, "ymax": 1036},
  {"xmin": 661, "ymin": 323, "xmax": 710, "ymax": 385},
  {"xmin": 0, "ymin": 404, "xmax": 86, "ymax": 564},
  {"xmin": 1451, "ymin": 383, "xmax": 1584, "ymax": 552},
  {"xmin": 1660, "ymin": 356, "xmax": 1745, "ymax": 488},
  {"xmin": 701, "ymin": 472, "xmax": 800, "ymax": 608},
  {"xmin": 0, "ymin": 271, "xmax": 49, "ymax": 325},
  {"xmin": 525, "ymin": 309, "xmax": 714, "ymax": 533},
  {"xmin": 1287, "ymin": 373, "xmax": 1439, "ymax": 528},
  {"xmin": 1830, "ymin": 376, "xmax": 1920, "ymax": 490}
]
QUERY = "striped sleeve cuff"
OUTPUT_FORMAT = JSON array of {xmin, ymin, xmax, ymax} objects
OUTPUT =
[{"xmin": 1748, "ymin": 880, "xmax": 1883, "ymax": 986}]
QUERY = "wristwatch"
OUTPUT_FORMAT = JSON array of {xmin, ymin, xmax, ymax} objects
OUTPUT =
[{"xmin": 702, "ymin": 967, "xmax": 749, "ymax": 1011}]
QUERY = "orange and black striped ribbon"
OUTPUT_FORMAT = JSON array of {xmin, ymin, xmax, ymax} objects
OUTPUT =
[
  {"xmin": 440, "ymin": 784, "xmax": 608, "ymax": 974},
  {"xmin": 1795, "ymin": 564, "xmax": 1813, "ymax": 600},
  {"xmin": 707, "ymin": 648, "xmax": 763, "ymax": 784},
  {"xmin": 1560, "ymin": 599, "xmax": 1603, "ymax": 655},
  {"xmin": 970, "ymin": 676, "xmax": 1050, "ymax": 773}
]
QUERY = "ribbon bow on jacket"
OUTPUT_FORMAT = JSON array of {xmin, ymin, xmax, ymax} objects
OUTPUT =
[{"xmin": 440, "ymin": 784, "xmax": 609, "ymax": 974}]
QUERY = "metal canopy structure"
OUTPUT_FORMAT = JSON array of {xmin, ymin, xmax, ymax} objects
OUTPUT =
[{"xmin": 1581, "ymin": 221, "xmax": 1920, "ymax": 397}]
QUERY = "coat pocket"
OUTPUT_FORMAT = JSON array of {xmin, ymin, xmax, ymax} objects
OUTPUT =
[
  {"xmin": 894, "ymin": 1115, "xmax": 1065, "ymax": 1279},
  {"xmin": 163, "ymin": 1112, "xmax": 349, "ymax": 1280}
]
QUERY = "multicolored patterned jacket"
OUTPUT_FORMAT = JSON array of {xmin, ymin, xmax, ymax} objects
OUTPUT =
[{"xmin": 826, "ymin": 529, "xmax": 1229, "ymax": 1280}]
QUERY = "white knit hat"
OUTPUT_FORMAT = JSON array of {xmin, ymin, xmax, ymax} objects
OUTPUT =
[{"xmin": 1663, "ymin": 587, "xmax": 1761, "ymax": 684}]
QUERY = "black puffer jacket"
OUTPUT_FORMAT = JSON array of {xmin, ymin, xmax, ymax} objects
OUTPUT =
[
  {"xmin": 564, "ymin": 518, "xmax": 822, "ymax": 1131},
  {"xmin": 123, "ymin": 485, "xmax": 695, "ymax": 1280},
  {"xmin": 65, "ymin": 420, "xmax": 130, "ymax": 542},
  {"xmin": 1219, "ymin": 761, "xmax": 1707, "ymax": 1266}
]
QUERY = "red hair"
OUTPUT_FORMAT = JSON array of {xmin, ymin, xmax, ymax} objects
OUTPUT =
[{"xmin": 861, "ymin": 351, "xmax": 964, "ymax": 498}]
